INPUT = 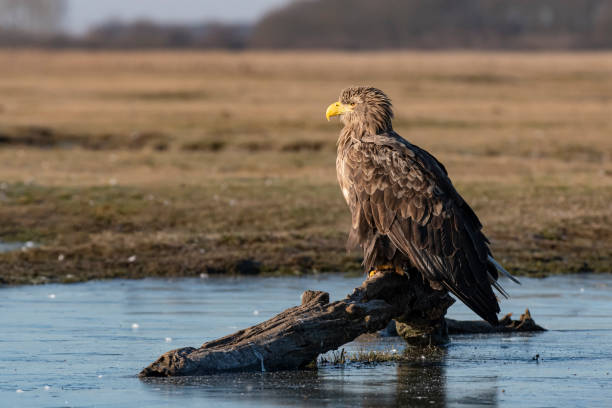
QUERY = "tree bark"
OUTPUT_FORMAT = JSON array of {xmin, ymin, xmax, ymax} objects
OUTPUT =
[
  {"xmin": 140, "ymin": 271, "xmax": 544, "ymax": 377},
  {"xmin": 446, "ymin": 309, "xmax": 545, "ymax": 334}
]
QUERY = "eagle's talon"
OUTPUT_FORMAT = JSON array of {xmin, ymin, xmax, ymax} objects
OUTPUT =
[{"xmin": 368, "ymin": 264, "xmax": 402, "ymax": 279}]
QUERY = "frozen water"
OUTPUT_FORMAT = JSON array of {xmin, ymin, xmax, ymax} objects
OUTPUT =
[{"xmin": 0, "ymin": 274, "xmax": 611, "ymax": 407}]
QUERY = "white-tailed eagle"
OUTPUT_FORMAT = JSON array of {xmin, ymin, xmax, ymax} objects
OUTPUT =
[{"xmin": 326, "ymin": 86, "xmax": 518, "ymax": 325}]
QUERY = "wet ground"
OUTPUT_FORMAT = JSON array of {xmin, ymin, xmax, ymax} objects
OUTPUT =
[{"xmin": 1, "ymin": 274, "xmax": 611, "ymax": 407}]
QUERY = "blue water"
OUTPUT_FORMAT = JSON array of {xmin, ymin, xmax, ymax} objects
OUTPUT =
[{"xmin": 1, "ymin": 274, "xmax": 611, "ymax": 407}]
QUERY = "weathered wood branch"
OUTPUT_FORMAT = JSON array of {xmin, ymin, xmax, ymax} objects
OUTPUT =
[
  {"xmin": 140, "ymin": 271, "xmax": 544, "ymax": 377},
  {"xmin": 140, "ymin": 271, "xmax": 444, "ymax": 376},
  {"xmin": 446, "ymin": 309, "xmax": 545, "ymax": 334}
]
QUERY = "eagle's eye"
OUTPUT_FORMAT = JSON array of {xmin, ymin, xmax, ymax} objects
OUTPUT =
[{"xmin": 350, "ymin": 102, "xmax": 356, "ymax": 107}]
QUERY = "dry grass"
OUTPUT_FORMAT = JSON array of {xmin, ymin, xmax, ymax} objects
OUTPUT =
[{"xmin": 0, "ymin": 50, "xmax": 611, "ymax": 284}]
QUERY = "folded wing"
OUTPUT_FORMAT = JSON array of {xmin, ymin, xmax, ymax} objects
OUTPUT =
[{"xmin": 343, "ymin": 132, "xmax": 505, "ymax": 325}]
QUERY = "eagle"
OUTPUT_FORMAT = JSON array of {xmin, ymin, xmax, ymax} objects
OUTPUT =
[{"xmin": 326, "ymin": 86, "xmax": 518, "ymax": 326}]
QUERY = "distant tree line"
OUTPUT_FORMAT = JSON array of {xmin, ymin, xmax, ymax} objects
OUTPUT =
[
  {"xmin": 2, "ymin": 0, "xmax": 612, "ymax": 49},
  {"xmin": 0, "ymin": 19, "xmax": 251, "ymax": 49},
  {"xmin": 81, "ymin": 21, "xmax": 251, "ymax": 49},
  {"xmin": 251, "ymin": 0, "xmax": 612, "ymax": 49},
  {"xmin": 0, "ymin": 0, "xmax": 250, "ymax": 49}
]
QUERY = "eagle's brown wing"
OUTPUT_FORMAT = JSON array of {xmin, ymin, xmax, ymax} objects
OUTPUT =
[{"xmin": 342, "ymin": 131, "xmax": 502, "ymax": 325}]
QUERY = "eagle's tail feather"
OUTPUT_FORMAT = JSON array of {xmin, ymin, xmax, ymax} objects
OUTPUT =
[
  {"xmin": 441, "ymin": 281, "xmax": 499, "ymax": 327},
  {"xmin": 488, "ymin": 255, "xmax": 520, "ymax": 284},
  {"xmin": 488, "ymin": 272, "xmax": 509, "ymax": 299}
]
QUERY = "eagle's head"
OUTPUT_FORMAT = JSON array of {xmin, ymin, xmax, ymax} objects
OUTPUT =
[{"xmin": 326, "ymin": 86, "xmax": 393, "ymax": 134}]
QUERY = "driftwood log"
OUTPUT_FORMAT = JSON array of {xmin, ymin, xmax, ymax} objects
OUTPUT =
[{"xmin": 140, "ymin": 270, "xmax": 544, "ymax": 377}]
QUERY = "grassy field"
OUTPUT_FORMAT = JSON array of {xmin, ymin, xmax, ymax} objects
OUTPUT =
[{"xmin": 0, "ymin": 50, "xmax": 611, "ymax": 285}]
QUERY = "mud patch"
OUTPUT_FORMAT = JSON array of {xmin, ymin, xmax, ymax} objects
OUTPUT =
[
  {"xmin": 281, "ymin": 140, "xmax": 325, "ymax": 152},
  {"xmin": 181, "ymin": 139, "xmax": 226, "ymax": 152},
  {"xmin": 0, "ymin": 126, "xmax": 171, "ymax": 150},
  {"xmin": 114, "ymin": 89, "xmax": 209, "ymax": 101}
]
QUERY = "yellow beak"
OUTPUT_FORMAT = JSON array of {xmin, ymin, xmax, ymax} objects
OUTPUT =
[{"xmin": 325, "ymin": 101, "xmax": 353, "ymax": 121}]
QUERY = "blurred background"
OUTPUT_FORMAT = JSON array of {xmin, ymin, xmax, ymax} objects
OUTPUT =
[
  {"xmin": 3, "ymin": 0, "xmax": 612, "ymax": 49},
  {"xmin": 0, "ymin": 0, "xmax": 611, "ymax": 285}
]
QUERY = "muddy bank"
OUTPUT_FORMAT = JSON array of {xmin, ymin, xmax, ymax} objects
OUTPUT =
[
  {"xmin": 0, "ymin": 126, "xmax": 335, "ymax": 154},
  {"xmin": 0, "ymin": 179, "xmax": 610, "ymax": 286},
  {"xmin": 2, "ymin": 124, "xmax": 610, "ymax": 164},
  {"xmin": 0, "ymin": 233, "xmax": 609, "ymax": 286},
  {"xmin": 0, "ymin": 235, "xmax": 361, "ymax": 286},
  {"xmin": 0, "ymin": 126, "xmax": 171, "ymax": 151}
]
